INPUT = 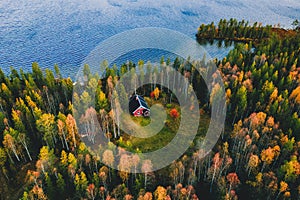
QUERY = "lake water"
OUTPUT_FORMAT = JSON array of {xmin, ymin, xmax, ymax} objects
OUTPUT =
[{"xmin": 1, "ymin": 0, "xmax": 300, "ymax": 78}]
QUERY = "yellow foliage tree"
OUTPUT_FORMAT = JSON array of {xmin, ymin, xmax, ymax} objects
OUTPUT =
[
  {"xmin": 290, "ymin": 86, "xmax": 300, "ymax": 104},
  {"xmin": 261, "ymin": 147, "xmax": 275, "ymax": 172},
  {"xmin": 154, "ymin": 186, "xmax": 167, "ymax": 200},
  {"xmin": 153, "ymin": 87, "xmax": 160, "ymax": 100}
]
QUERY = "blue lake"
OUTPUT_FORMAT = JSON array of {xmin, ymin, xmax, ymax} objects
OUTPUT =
[{"xmin": 1, "ymin": 0, "xmax": 299, "ymax": 79}]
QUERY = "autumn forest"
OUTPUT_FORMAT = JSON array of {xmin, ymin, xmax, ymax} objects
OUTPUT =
[{"xmin": 0, "ymin": 19, "xmax": 300, "ymax": 200}]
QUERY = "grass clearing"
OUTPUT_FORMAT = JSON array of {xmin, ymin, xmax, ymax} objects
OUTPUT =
[{"xmin": 118, "ymin": 108, "xmax": 212, "ymax": 153}]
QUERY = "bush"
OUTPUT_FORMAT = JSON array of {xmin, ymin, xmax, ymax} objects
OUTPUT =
[
  {"xmin": 166, "ymin": 104, "xmax": 173, "ymax": 108},
  {"xmin": 170, "ymin": 108, "xmax": 179, "ymax": 118}
]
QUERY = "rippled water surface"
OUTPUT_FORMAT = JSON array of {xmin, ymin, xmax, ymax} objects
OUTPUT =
[{"xmin": 1, "ymin": 0, "xmax": 300, "ymax": 78}]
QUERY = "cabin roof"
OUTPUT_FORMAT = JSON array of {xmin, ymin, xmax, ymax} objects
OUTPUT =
[{"xmin": 129, "ymin": 95, "xmax": 149, "ymax": 113}]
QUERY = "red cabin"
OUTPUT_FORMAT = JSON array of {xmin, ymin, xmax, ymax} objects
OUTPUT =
[{"xmin": 129, "ymin": 95, "xmax": 150, "ymax": 117}]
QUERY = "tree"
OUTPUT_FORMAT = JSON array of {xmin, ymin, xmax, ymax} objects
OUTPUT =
[
  {"xmin": 87, "ymin": 183, "xmax": 96, "ymax": 200},
  {"xmin": 97, "ymin": 90, "xmax": 108, "ymax": 111},
  {"xmin": 153, "ymin": 87, "xmax": 160, "ymax": 100},
  {"xmin": 83, "ymin": 64, "xmax": 91, "ymax": 77},
  {"xmin": 131, "ymin": 154, "xmax": 140, "ymax": 176},
  {"xmin": 169, "ymin": 108, "xmax": 179, "ymax": 119},
  {"xmin": 116, "ymin": 83, "xmax": 128, "ymax": 112},
  {"xmin": 210, "ymin": 83, "xmax": 223, "ymax": 112},
  {"xmin": 3, "ymin": 131, "xmax": 20, "ymax": 162},
  {"xmin": 276, "ymin": 181, "xmax": 289, "ymax": 200},
  {"xmin": 45, "ymin": 69, "xmax": 55, "ymax": 91},
  {"xmin": 43, "ymin": 86, "xmax": 55, "ymax": 114},
  {"xmin": 209, "ymin": 152, "xmax": 222, "ymax": 192},
  {"xmin": 226, "ymin": 173, "xmax": 240, "ymax": 194},
  {"xmin": 0, "ymin": 147, "xmax": 8, "ymax": 180},
  {"xmin": 74, "ymin": 173, "xmax": 81, "ymax": 194},
  {"xmin": 0, "ymin": 112, "xmax": 5, "ymax": 137},
  {"xmin": 36, "ymin": 146, "xmax": 55, "ymax": 174},
  {"xmin": 292, "ymin": 19, "xmax": 299, "ymax": 29},
  {"xmin": 28, "ymin": 185, "xmax": 48, "ymax": 200},
  {"xmin": 99, "ymin": 166, "xmax": 108, "ymax": 188},
  {"xmin": 54, "ymin": 64, "xmax": 62, "ymax": 79},
  {"xmin": 0, "ymin": 147, "xmax": 7, "ymax": 167},
  {"xmin": 247, "ymin": 154, "xmax": 260, "ymax": 176},
  {"xmin": 61, "ymin": 78, "xmax": 73, "ymax": 105},
  {"xmin": 226, "ymin": 89, "xmax": 231, "ymax": 105},
  {"xmin": 18, "ymin": 132, "xmax": 32, "ymax": 161},
  {"xmin": 142, "ymin": 192, "xmax": 153, "ymax": 200},
  {"xmin": 57, "ymin": 119, "xmax": 69, "ymax": 150},
  {"xmin": 118, "ymin": 154, "xmax": 131, "ymax": 185},
  {"xmin": 141, "ymin": 160, "xmax": 153, "ymax": 190},
  {"xmin": 154, "ymin": 186, "xmax": 167, "ymax": 200},
  {"xmin": 102, "ymin": 149, "xmax": 114, "ymax": 182},
  {"xmin": 80, "ymin": 91, "xmax": 92, "ymax": 113},
  {"xmin": 107, "ymin": 75, "xmax": 114, "ymax": 102},
  {"xmin": 80, "ymin": 107, "xmax": 98, "ymax": 143},
  {"xmin": 32, "ymin": 62, "xmax": 44, "ymax": 87},
  {"xmin": 111, "ymin": 184, "xmax": 129, "ymax": 199},
  {"xmin": 44, "ymin": 172, "xmax": 54, "ymax": 199},
  {"xmin": 56, "ymin": 173, "xmax": 66, "ymax": 196},
  {"xmin": 68, "ymin": 152, "xmax": 78, "ymax": 171},
  {"xmin": 261, "ymin": 147, "xmax": 275, "ymax": 172},
  {"xmin": 11, "ymin": 109, "xmax": 25, "ymax": 133},
  {"xmin": 21, "ymin": 191, "xmax": 29, "ymax": 200},
  {"xmin": 1, "ymin": 83, "xmax": 12, "ymax": 109},
  {"xmin": 36, "ymin": 113, "xmax": 57, "ymax": 147},
  {"xmin": 279, "ymin": 155, "xmax": 300, "ymax": 182},
  {"xmin": 66, "ymin": 114, "xmax": 78, "ymax": 148},
  {"xmin": 233, "ymin": 86, "xmax": 247, "ymax": 122},
  {"xmin": 290, "ymin": 86, "xmax": 300, "ymax": 105},
  {"xmin": 249, "ymin": 112, "xmax": 267, "ymax": 130},
  {"xmin": 92, "ymin": 172, "xmax": 100, "ymax": 188},
  {"xmin": 60, "ymin": 150, "xmax": 68, "ymax": 169},
  {"xmin": 80, "ymin": 171, "xmax": 89, "ymax": 194}
]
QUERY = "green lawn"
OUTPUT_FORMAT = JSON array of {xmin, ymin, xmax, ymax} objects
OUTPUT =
[{"xmin": 118, "ymin": 106, "xmax": 212, "ymax": 153}]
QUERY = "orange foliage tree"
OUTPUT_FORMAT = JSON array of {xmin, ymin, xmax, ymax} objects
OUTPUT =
[{"xmin": 170, "ymin": 108, "xmax": 179, "ymax": 119}]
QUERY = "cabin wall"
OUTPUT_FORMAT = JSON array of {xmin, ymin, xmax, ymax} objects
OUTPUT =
[{"xmin": 133, "ymin": 107, "xmax": 144, "ymax": 117}]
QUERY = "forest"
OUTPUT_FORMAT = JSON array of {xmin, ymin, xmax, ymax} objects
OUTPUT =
[{"xmin": 0, "ymin": 18, "xmax": 300, "ymax": 200}]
